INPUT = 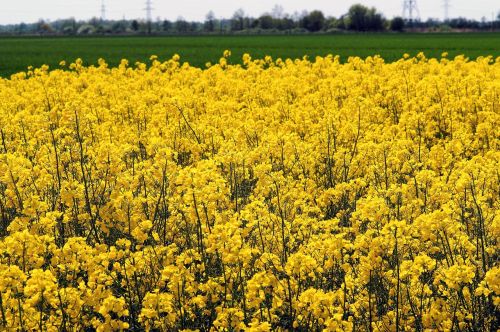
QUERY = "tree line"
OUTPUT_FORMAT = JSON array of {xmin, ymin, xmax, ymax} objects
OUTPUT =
[{"xmin": 1, "ymin": 4, "xmax": 499, "ymax": 35}]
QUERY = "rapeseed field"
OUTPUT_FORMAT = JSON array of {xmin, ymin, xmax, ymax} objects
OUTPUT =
[{"xmin": 0, "ymin": 52, "xmax": 498, "ymax": 331}]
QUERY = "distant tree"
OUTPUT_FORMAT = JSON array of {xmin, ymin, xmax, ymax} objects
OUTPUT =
[
  {"xmin": 324, "ymin": 17, "xmax": 340, "ymax": 31},
  {"xmin": 277, "ymin": 16, "xmax": 296, "ymax": 30},
  {"xmin": 231, "ymin": 8, "xmax": 245, "ymax": 31},
  {"xmin": 244, "ymin": 17, "xmax": 254, "ymax": 30},
  {"xmin": 37, "ymin": 20, "xmax": 53, "ymax": 34},
  {"xmin": 175, "ymin": 17, "xmax": 190, "ymax": 33},
  {"xmin": 219, "ymin": 19, "xmax": 231, "ymax": 32},
  {"xmin": 53, "ymin": 18, "xmax": 76, "ymax": 34},
  {"xmin": 89, "ymin": 17, "xmax": 101, "ymax": 28},
  {"xmin": 347, "ymin": 4, "xmax": 367, "ymax": 30},
  {"xmin": 390, "ymin": 16, "xmax": 405, "ymax": 31},
  {"xmin": 448, "ymin": 17, "xmax": 473, "ymax": 29},
  {"xmin": 18, "ymin": 22, "xmax": 28, "ymax": 34},
  {"xmin": 111, "ymin": 20, "xmax": 128, "ymax": 33},
  {"xmin": 367, "ymin": 8, "xmax": 385, "ymax": 30},
  {"xmin": 1, "ymin": 4, "xmax": 494, "ymax": 36},
  {"xmin": 161, "ymin": 20, "xmax": 172, "ymax": 32},
  {"xmin": 131, "ymin": 20, "xmax": 139, "ymax": 31},
  {"xmin": 189, "ymin": 22, "xmax": 200, "ymax": 32},
  {"xmin": 334, "ymin": 15, "xmax": 349, "ymax": 30},
  {"xmin": 425, "ymin": 18, "xmax": 440, "ymax": 27},
  {"xmin": 258, "ymin": 15, "xmax": 274, "ymax": 30},
  {"xmin": 204, "ymin": 11, "xmax": 216, "ymax": 32},
  {"xmin": 301, "ymin": 10, "xmax": 325, "ymax": 32},
  {"xmin": 271, "ymin": 5, "xmax": 285, "ymax": 19},
  {"xmin": 95, "ymin": 24, "xmax": 111, "ymax": 34},
  {"xmin": 347, "ymin": 4, "xmax": 385, "ymax": 31},
  {"xmin": 290, "ymin": 10, "xmax": 304, "ymax": 23}
]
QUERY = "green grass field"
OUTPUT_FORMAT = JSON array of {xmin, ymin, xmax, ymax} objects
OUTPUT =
[{"xmin": 1, "ymin": 33, "xmax": 499, "ymax": 77}]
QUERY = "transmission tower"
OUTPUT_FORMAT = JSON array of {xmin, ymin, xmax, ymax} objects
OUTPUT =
[
  {"xmin": 144, "ymin": 0, "xmax": 153, "ymax": 33},
  {"xmin": 402, "ymin": 0, "xmax": 420, "ymax": 22},
  {"xmin": 100, "ymin": 0, "xmax": 106, "ymax": 21},
  {"xmin": 443, "ymin": 0, "xmax": 450, "ymax": 21},
  {"xmin": 144, "ymin": 0, "xmax": 153, "ymax": 23}
]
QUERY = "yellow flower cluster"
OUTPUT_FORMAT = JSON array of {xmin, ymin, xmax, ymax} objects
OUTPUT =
[{"xmin": 0, "ymin": 52, "xmax": 499, "ymax": 331}]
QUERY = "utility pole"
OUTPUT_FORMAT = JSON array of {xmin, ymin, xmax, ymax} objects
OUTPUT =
[
  {"xmin": 443, "ymin": 0, "xmax": 450, "ymax": 21},
  {"xmin": 100, "ymin": 0, "xmax": 106, "ymax": 21},
  {"xmin": 144, "ymin": 0, "xmax": 153, "ymax": 34},
  {"xmin": 403, "ymin": 0, "xmax": 420, "ymax": 26}
]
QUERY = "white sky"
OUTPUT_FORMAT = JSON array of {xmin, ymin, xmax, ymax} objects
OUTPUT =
[{"xmin": 0, "ymin": 0, "xmax": 498, "ymax": 24}]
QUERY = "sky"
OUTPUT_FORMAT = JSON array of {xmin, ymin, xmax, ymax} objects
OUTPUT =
[{"xmin": 0, "ymin": 0, "xmax": 498, "ymax": 25}]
